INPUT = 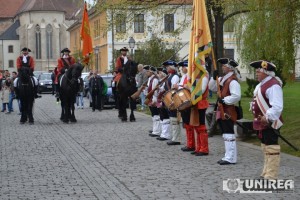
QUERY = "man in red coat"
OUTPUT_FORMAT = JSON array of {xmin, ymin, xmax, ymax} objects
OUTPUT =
[
  {"xmin": 113, "ymin": 47, "xmax": 130, "ymax": 83},
  {"xmin": 15, "ymin": 47, "xmax": 40, "ymax": 98},
  {"xmin": 55, "ymin": 48, "xmax": 76, "ymax": 97}
]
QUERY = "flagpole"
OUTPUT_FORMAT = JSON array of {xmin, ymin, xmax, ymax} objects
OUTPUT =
[{"xmin": 211, "ymin": 47, "xmax": 225, "ymax": 120}]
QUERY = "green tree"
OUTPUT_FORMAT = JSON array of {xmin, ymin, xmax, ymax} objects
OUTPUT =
[
  {"xmin": 133, "ymin": 35, "xmax": 181, "ymax": 66},
  {"xmin": 235, "ymin": 0, "xmax": 300, "ymax": 81}
]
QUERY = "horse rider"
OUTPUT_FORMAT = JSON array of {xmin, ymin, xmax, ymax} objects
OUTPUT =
[
  {"xmin": 250, "ymin": 60, "xmax": 283, "ymax": 180},
  {"xmin": 55, "ymin": 48, "xmax": 76, "ymax": 98},
  {"xmin": 209, "ymin": 58, "xmax": 241, "ymax": 165},
  {"xmin": 113, "ymin": 47, "xmax": 131, "ymax": 83},
  {"xmin": 14, "ymin": 47, "xmax": 40, "ymax": 99}
]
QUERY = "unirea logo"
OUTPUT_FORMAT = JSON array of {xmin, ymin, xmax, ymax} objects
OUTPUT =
[{"xmin": 223, "ymin": 179, "xmax": 294, "ymax": 193}]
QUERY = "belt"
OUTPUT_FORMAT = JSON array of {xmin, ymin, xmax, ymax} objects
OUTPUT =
[
  {"xmin": 266, "ymin": 153, "xmax": 280, "ymax": 155},
  {"xmin": 224, "ymin": 139, "xmax": 236, "ymax": 142}
]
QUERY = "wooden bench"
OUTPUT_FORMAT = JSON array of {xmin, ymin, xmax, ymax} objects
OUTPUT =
[{"xmin": 234, "ymin": 119, "xmax": 256, "ymax": 139}]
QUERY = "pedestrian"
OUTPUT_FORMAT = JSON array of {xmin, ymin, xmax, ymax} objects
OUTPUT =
[
  {"xmin": 89, "ymin": 71, "xmax": 104, "ymax": 112},
  {"xmin": 51, "ymin": 67, "xmax": 57, "ymax": 95},
  {"xmin": 8, "ymin": 72, "xmax": 17, "ymax": 112},
  {"xmin": 1, "ymin": 80, "xmax": 10, "ymax": 113},
  {"xmin": 76, "ymin": 77, "xmax": 84, "ymax": 109},
  {"xmin": 250, "ymin": 60, "xmax": 283, "ymax": 180},
  {"xmin": 55, "ymin": 48, "xmax": 76, "ymax": 98},
  {"xmin": 136, "ymin": 64, "xmax": 148, "ymax": 110},
  {"xmin": 111, "ymin": 70, "xmax": 119, "ymax": 109},
  {"xmin": 209, "ymin": 58, "xmax": 241, "ymax": 165},
  {"xmin": 101, "ymin": 78, "xmax": 108, "ymax": 110},
  {"xmin": 87, "ymin": 71, "xmax": 93, "ymax": 107}
]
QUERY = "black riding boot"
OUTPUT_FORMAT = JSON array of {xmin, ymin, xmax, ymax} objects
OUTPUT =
[
  {"xmin": 55, "ymin": 84, "xmax": 60, "ymax": 98},
  {"xmin": 14, "ymin": 87, "xmax": 19, "ymax": 99}
]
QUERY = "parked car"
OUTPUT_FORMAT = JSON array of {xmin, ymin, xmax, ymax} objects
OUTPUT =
[
  {"xmin": 101, "ymin": 74, "xmax": 115, "ymax": 107},
  {"xmin": 33, "ymin": 71, "xmax": 47, "ymax": 78},
  {"xmin": 37, "ymin": 72, "xmax": 53, "ymax": 93}
]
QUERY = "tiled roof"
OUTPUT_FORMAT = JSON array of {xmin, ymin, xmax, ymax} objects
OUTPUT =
[
  {"xmin": 0, "ymin": 20, "xmax": 20, "ymax": 40},
  {"xmin": 17, "ymin": 0, "xmax": 82, "ymax": 19},
  {"xmin": 0, "ymin": 0, "xmax": 25, "ymax": 18}
]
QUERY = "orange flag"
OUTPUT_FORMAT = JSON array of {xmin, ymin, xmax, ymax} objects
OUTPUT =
[
  {"xmin": 80, "ymin": 2, "xmax": 93, "ymax": 62},
  {"xmin": 188, "ymin": 0, "xmax": 212, "ymax": 105}
]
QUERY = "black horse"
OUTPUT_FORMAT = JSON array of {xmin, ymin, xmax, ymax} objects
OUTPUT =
[
  {"xmin": 59, "ymin": 63, "xmax": 84, "ymax": 123},
  {"xmin": 117, "ymin": 60, "xmax": 138, "ymax": 122},
  {"xmin": 16, "ymin": 67, "xmax": 35, "ymax": 124}
]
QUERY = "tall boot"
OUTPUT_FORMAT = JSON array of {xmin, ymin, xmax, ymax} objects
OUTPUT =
[
  {"xmin": 260, "ymin": 143, "xmax": 268, "ymax": 178},
  {"xmin": 264, "ymin": 145, "xmax": 280, "ymax": 179},
  {"xmin": 159, "ymin": 119, "xmax": 171, "ymax": 140},
  {"xmin": 167, "ymin": 117, "xmax": 181, "ymax": 145},
  {"xmin": 55, "ymin": 84, "xmax": 60, "ymax": 98},
  {"xmin": 181, "ymin": 124, "xmax": 195, "ymax": 151},
  {"xmin": 194, "ymin": 125, "xmax": 209, "ymax": 156},
  {"xmin": 219, "ymin": 133, "xmax": 237, "ymax": 164},
  {"xmin": 149, "ymin": 115, "xmax": 161, "ymax": 137},
  {"xmin": 14, "ymin": 87, "xmax": 19, "ymax": 99}
]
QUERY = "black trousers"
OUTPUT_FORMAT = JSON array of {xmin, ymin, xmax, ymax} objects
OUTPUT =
[
  {"xmin": 149, "ymin": 106, "xmax": 159, "ymax": 117},
  {"xmin": 159, "ymin": 107, "xmax": 169, "ymax": 121},
  {"xmin": 181, "ymin": 108, "xmax": 206, "ymax": 125},
  {"xmin": 92, "ymin": 91, "xmax": 102, "ymax": 110},
  {"xmin": 258, "ymin": 128, "xmax": 279, "ymax": 145},
  {"xmin": 217, "ymin": 119, "xmax": 235, "ymax": 134}
]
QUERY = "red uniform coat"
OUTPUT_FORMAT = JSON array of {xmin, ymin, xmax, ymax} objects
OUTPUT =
[
  {"xmin": 16, "ymin": 56, "xmax": 35, "ymax": 71},
  {"xmin": 55, "ymin": 56, "xmax": 76, "ymax": 84}
]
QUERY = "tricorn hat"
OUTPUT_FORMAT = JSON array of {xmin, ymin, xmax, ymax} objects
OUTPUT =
[
  {"xmin": 120, "ymin": 47, "xmax": 129, "ymax": 52},
  {"xmin": 162, "ymin": 60, "xmax": 176, "ymax": 66},
  {"xmin": 61, "ymin": 48, "xmax": 71, "ymax": 53},
  {"xmin": 21, "ymin": 47, "xmax": 31, "ymax": 52},
  {"xmin": 143, "ymin": 65, "xmax": 150, "ymax": 70},
  {"xmin": 149, "ymin": 66, "xmax": 157, "ymax": 73},
  {"xmin": 217, "ymin": 58, "xmax": 239, "ymax": 67},
  {"xmin": 249, "ymin": 60, "xmax": 276, "ymax": 71},
  {"xmin": 177, "ymin": 60, "xmax": 188, "ymax": 67}
]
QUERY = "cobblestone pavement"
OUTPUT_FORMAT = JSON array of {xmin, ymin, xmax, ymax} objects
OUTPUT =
[{"xmin": 0, "ymin": 94, "xmax": 299, "ymax": 200}]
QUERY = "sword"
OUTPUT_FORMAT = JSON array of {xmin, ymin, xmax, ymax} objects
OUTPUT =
[
  {"xmin": 235, "ymin": 121, "xmax": 299, "ymax": 151},
  {"xmin": 272, "ymin": 129, "xmax": 299, "ymax": 151}
]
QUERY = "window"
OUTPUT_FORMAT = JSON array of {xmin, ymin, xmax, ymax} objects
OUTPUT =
[
  {"xmin": 8, "ymin": 60, "xmax": 14, "ymax": 68},
  {"xmin": 134, "ymin": 14, "xmax": 144, "ymax": 33},
  {"xmin": 94, "ymin": 19, "xmax": 100, "ymax": 38},
  {"xmin": 35, "ymin": 25, "xmax": 41, "ymax": 59},
  {"xmin": 8, "ymin": 45, "xmax": 13, "ymax": 53},
  {"xmin": 164, "ymin": 14, "xmax": 174, "ymax": 32},
  {"xmin": 46, "ymin": 24, "xmax": 53, "ymax": 59},
  {"xmin": 224, "ymin": 49, "xmax": 234, "ymax": 59},
  {"xmin": 116, "ymin": 14, "xmax": 126, "ymax": 33}
]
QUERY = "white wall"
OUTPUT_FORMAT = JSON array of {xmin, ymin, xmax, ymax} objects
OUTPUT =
[
  {"xmin": 2, "ymin": 40, "xmax": 19, "ymax": 73},
  {"xmin": 106, "ymin": 5, "xmax": 192, "ymax": 70}
]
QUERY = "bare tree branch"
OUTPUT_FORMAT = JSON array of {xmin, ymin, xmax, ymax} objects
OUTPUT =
[{"xmin": 224, "ymin": 9, "xmax": 250, "ymax": 21}]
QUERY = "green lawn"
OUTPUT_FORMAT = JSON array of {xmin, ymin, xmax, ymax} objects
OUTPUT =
[
  {"xmin": 138, "ymin": 81, "xmax": 300, "ymax": 157},
  {"xmin": 238, "ymin": 81, "xmax": 300, "ymax": 157}
]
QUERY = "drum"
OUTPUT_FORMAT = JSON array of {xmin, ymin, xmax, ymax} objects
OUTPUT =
[
  {"xmin": 162, "ymin": 89, "xmax": 176, "ymax": 110},
  {"xmin": 172, "ymin": 88, "xmax": 192, "ymax": 111}
]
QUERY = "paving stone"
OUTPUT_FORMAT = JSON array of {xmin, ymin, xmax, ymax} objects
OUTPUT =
[{"xmin": 0, "ymin": 94, "xmax": 299, "ymax": 200}]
